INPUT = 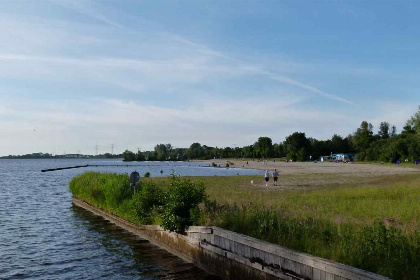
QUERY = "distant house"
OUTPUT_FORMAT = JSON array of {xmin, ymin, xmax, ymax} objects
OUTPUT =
[{"xmin": 64, "ymin": 154, "xmax": 81, "ymax": 158}]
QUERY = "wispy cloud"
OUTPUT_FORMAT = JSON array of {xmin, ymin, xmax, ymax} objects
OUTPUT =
[
  {"xmin": 49, "ymin": 0, "xmax": 126, "ymax": 29},
  {"xmin": 44, "ymin": 0, "xmax": 353, "ymax": 105},
  {"xmin": 0, "ymin": 97, "xmax": 360, "ymax": 155}
]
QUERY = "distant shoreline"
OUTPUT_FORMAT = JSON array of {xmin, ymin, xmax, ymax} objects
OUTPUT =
[{"xmin": 0, "ymin": 156, "xmax": 123, "ymax": 160}]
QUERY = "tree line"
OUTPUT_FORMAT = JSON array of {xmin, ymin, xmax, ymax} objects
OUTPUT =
[{"xmin": 123, "ymin": 106, "xmax": 420, "ymax": 163}]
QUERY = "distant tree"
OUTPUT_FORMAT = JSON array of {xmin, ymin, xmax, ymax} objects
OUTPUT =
[
  {"xmin": 407, "ymin": 105, "xmax": 420, "ymax": 134},
  {"xmin": 144, "ymin": 151, "xmax": 157, "ymax": 161},
  {"xmin": 242, "ymin": 145, "xmax": 255, "ymax": 158},
  {"xmin": 136, "ymin": 150, "xmax": 146, "ymax": 161},
  {"xmin": 154, "ymin": 144, "xmax": 170, "ymax": 161},
  {"xmin": 354, "ymin": 121, "xmax": 375, "ymax": 160},
  {"xmin": 390, "ymin": 125, "xmax": 397, "ymax": 137},
  {"xmin": 284, "ymin": 132, "xmax": 311, "ymax": 161},
  {"xmin": 255, "ymin": 137, "xmax": 273, "ymax": 158},
  {"xmin": 272, "ymin": 143, "xmax": 285, "ymax": 158},
  {"xmin": 331, "ymin": 134, "xmax": 350, "ymax": 153},
  {"xmin": 402, "ymin": 124, "xmax": 415, "ymax": 135},
  {"xmin": 378, "ymin": 122, "xmax": 390, "ymax": 139},
  {"xmin": 123, "ymin": 150, "xmax": 136, "ymax": 161},
  {"xmin": 186, "ymin": 143, "xmax": 203, "ymax": 159},
  {"xmin": 310, "ymin": 139, "xmax": 329, "ymax": 160},
  {"xmin": 344, "ymin": 134, "xmax": 356, "ymax": 153}
]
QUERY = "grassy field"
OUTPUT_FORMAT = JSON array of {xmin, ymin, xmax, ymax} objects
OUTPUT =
[
  {"xmin": 144, "ymin": 173, "xmax": 420, "ymax": 233},
  {"xmin": 70, "ymin": 172, "xmax": 420, "ymax": 279},
  {"xmin": 143, "ymin": 173, "xmax": 420, "ymax": 279}
]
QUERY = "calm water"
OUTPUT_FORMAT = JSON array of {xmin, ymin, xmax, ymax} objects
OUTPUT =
[{"xmin": 0, "ymin": 159, "xmax": 260, "ymax": 280}]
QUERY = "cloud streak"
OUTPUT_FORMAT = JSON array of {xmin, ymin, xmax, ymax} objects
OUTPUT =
[
  {"xmin": 44, "ymin": 0, "xmax": 353, "ymax": 105},
  {"xmin": 0, "ymin": 97, "xmax": 360, "ymax": 156}
]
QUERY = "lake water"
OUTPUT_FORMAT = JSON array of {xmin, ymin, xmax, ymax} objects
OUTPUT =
[{"xmin": 0, "ymin": 159, "xmax": 261, "ymax": 280}]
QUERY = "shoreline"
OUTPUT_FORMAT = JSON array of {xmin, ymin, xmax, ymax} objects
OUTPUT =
[{"xmin": 196, "ymin": 159, "xmax": 420, "ymax": 176}]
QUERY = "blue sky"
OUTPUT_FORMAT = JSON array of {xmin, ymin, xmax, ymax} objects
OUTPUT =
[{"xmin": 0, "ymin": 0, "xmax": 419, "ymax": 156}]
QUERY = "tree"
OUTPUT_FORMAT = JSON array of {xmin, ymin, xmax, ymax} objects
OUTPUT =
[
  {"xmin": 402, "ymin": 124, "xmax": 415, "ymax": 135},
  {"xmin": 354, "ymin": 121, "xmax": 374, "ymax": 160},
  {"xmin": 136, "ymin": 150, "xmax": 146, "ymax": 161},
  {"xmin": 407, "ymin": 105, "xmax": 420, "ymax": 134},
  {"xmin": 331, "ymin": 134, "xmax": 350, "ymax": 153},
  {"xmin": 284, "ymin": 132, "xmax": 311, "ymax": 161},
  {"xmin": 310, "ymin": 139, "xmax": 330, "ymax": 160},
  {"xmin": 154, "ymin": 144, "xmax": 168, "ymax": 161},
  {"xmin": 390, "ymin": 125, "xmax": 397, "ymax": 137},
  {"xmin": 123, "ymin": 150, "xmax": 136, "ymax": 161},
  {"xmin": 255, "ymin": 137, "xmax": 273, "ymax": 158},
  {"xmin": 378, "ymin": 122, "xmax": 390, "ymax": 139},
  {"xmin": 186, "ymin": 143, "xmax": 203, "ymax": 159}
]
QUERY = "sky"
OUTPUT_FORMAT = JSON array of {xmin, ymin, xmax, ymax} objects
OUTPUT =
[{"xmin": 0, "ymin": 0, "xmax": 419, "ymax": 156}]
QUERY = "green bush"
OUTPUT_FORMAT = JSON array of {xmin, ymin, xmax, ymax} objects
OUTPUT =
[
  {"xmin": 144, "ymin": 171, "xmax": 150, "ymax": 177},
  {"xmin": 160, "ymin": 175, "xmax": 206, "ymax": 232},
  {"xmin": 131, "ymin": 182, "xmax": 164, "ymax": 224}
]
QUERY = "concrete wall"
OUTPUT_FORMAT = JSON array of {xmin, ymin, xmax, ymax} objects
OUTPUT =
[{"xmin": 72, "ymin": 197, "xmax": 389, "ymax": 280}]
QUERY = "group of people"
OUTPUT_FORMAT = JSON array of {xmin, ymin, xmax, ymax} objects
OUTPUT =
[{"xmin": 264, "ymin": 169, "xmax": 279, "ymax": 187}]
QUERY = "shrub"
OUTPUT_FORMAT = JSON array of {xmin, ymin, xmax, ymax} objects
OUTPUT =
[
  {"xmin": 160, "ymin": 175, "xmax": 206, "ymax": 232},
  {"xmin": 131, "ymin": 182, "xmax": 164, "ymax": 224},
  {"xmin": 144, "ymin": 171, "xmax": 150, "ymax": 177}
]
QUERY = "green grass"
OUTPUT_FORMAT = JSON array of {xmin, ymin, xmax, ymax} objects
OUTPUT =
[
  {"xmin": 70, "ymin": 172, "xmax": 420, "ymax": 279},
  {"xmin": 354, "ymin": 161, "xmax": 420, "ymax": 169},
  {"xmin": 148, "ymin": 173, "xmax": 420, "ymax": 232}
]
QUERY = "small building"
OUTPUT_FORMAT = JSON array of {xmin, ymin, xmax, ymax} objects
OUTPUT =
[{"xmin": 332, "ymin": 153, "xmax": 356, "ymax": 162}]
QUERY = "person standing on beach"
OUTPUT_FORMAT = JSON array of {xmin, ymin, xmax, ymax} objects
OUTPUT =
[
  {"xmin": 264, "ymin": 170, "xmax": 269, "ymax": 187},
  {"xmin": 272, "ymin": 169, "xmax": 279, "ymax": 186}
]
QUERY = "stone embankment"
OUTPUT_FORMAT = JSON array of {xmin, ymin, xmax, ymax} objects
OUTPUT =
[{"xmin": 72, "ymin": 197, "xmax": 389, "ymax": 280}]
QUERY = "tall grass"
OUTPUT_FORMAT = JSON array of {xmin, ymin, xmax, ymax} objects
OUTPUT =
[
  {"xmin": 70, "ymin": 172, "xmax": 420, "ymax": 279},
  {"xmin": 201, "ymin": 202, "xmax": 419, "ymax": 279},
  {"xmin": 69, "ymin": 172, "xmax": 133, "ymax": 216},
  {"xmin": 69, "ymin": 172, "xmax": 205, "ymax": 232}
]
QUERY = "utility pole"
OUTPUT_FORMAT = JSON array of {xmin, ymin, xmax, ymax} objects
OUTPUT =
[
  {"xmin": 111, "ymin": 144, "xmax": 114, "ymax": 155},
  {"xmin": 95, "ymin": 145, "xmax": 98, "ymax": 156}
]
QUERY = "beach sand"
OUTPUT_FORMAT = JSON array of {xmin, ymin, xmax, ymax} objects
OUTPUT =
[{"xmin": 199, "ymin": 159, "xmax": 420, "ymax": 177}]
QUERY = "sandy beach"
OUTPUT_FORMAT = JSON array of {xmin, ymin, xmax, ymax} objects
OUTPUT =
[{"xmin": 199, "ymin": 159, "xmax": 420, "ymax": 177}]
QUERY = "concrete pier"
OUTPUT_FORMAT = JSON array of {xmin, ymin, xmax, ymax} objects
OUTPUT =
[{"xmin": 72, "ymin": 197, "xmax": 389, "ymax": 280}]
